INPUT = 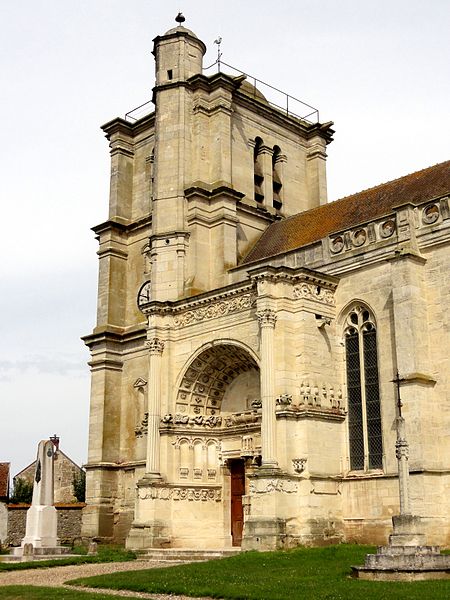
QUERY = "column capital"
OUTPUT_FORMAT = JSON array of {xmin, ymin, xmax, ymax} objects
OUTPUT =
[
  {"xmin": 145, "ymin": 337, "xmax": 165, "ymax": 355},
  {"xmin": 256, "ymin": 309, "xmax": 277, "ymax": 328}
]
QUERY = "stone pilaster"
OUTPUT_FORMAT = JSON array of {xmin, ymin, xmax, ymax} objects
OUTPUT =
[
  {"xmin": 257, "ymin": 309, "xmax": 278, "ymax": 467},
  {"xmin": 144, "ymin": 337, "xmax": 165, "ymax": 479}
]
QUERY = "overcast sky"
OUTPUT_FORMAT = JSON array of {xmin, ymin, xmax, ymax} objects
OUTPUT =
[{"xmin": 1, "ymin": 0, "xmax": 449, "ymax": 481}]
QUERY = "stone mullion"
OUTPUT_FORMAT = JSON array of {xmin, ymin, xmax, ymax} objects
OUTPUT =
[
  {"xmin": 358, "ymin": 324, "xmax": 370, "ymax": 471},
  {"xmin": 145, "ymin": 337, "xmax": 165, "ymax": 477},
  {"xmin": 257, "ymin": 309, "xmax": 278, "ymax": 467},
  {"xmin": 259, "ymin": 146, "xmax": 274, "ymax": 208}
]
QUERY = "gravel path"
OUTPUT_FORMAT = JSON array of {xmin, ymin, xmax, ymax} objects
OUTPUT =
[{"xmin": 0, "ymin": 560, "xmax": 215, "ymax": 599}]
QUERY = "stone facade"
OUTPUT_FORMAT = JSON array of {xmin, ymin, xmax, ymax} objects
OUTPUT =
[{"xmin": 82, "ymin": 19, "xmax": 450, "ymax": 551}]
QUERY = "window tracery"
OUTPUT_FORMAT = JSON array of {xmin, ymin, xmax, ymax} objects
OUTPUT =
[{"xmin": 344, "ymin": 305, "xmax": 383, "ymax": 471}]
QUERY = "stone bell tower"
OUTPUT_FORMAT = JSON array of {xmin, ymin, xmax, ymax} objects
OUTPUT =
[
  {"xmin": 83, "ymin": 15, "xmax": 334, "ymax": 547},
  {"xmin": 150, "ymin": 22, "xmax": 206, "ymax": 301}
]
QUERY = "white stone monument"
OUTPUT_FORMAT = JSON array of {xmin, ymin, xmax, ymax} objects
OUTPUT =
[{"xmin": 21, "ymin": 439, "xmax": 59, "ymax": 551}]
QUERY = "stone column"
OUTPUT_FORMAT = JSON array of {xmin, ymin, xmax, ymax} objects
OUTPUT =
[
  {"xmin": 259, "ymin": 146, "xmax": 274, "ymax": 209},
  {"xmin": 257, "ymin": 309, "xmax": 278, "ymax": 467},
  {"xmin": 395, "ymin": 416, "xmax": 411, "ymax": 515},
  {"xmin": 145, "ymin": 337, "xmax": 165, "ymax": 479}
]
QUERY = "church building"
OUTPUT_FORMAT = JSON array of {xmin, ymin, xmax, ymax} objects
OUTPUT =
[{"xmin": 81, "ymin": 18, "xmax": 450, "ymax": 551}]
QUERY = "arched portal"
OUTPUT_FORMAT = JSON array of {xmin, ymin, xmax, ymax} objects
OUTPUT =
[{"xmin": 175, "ymin": 343, "xmax": 260, "ymax": 416}]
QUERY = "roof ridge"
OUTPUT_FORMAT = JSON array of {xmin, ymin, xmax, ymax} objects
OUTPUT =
[
  {"xmin": 241, "ymin": 159, "xmax": 450, "ymax": 265},
  {"xmin": 330, "ymin": 159, "xmax": 450, "ymax": 204},
  {"xmin": 271, "ymin": 159, "xmax": 450, "ymax": 228}
]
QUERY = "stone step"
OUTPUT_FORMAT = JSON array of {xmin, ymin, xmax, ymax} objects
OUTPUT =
[{"xmin": 137, "ymin": 548, "xmax": 241, "ymax": 562}]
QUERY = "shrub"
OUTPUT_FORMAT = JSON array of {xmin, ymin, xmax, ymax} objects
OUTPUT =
[
  {"xmin": 72, "ymin": 470, "xmax": 86, "ymax": 502},
  {"xmin": 10, "ymin": 478, "xmax": 33, "ymax": 504}
]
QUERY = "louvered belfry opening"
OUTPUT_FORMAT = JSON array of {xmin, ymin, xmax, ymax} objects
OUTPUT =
[{"xmin": 345, "ymin": 306, "xmax": 383, "ymax": 471}]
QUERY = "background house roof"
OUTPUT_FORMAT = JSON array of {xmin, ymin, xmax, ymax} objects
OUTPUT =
[{"xmin": 242, "ymin": 160, "xmax": 450, "ymax": 265}]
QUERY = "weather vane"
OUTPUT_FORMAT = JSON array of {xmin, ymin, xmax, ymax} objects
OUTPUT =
[
  {"xmin": 175, "ymin": 12, "xmax": 185, "ymax": 25},
  {"xmin": 214, "ymin": 36, "xmax": 222, "ymax": 72}
]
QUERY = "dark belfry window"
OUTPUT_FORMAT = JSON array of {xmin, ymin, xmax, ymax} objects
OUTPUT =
[
  {"xmin": 345, "ymin": 306, "xmax": 383, "ymax": 471},
  {"xmin": 272, "ymin": 145, "xmax": 282, "ymax": 210},
  {"xmin": 253, "ymin": 137, "xmax": 264, "ymax": 203}
]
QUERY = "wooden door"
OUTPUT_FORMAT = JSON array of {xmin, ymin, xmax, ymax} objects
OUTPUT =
[{"xmin": 230, "ymin": 459, "xmax": 245, "ymax": 546}]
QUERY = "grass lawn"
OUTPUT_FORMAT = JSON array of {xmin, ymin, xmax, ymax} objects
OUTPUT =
[
  {"xmin": 0, "ymin": 586, "xmax": 141, "ymax": 600},
  {"xmin": 0, "ymin": 545, "xmax": 135, "ymax": 572},
  {"xmin": 67, "ymin": 544, "xmax": 450, "ymax": 600}
]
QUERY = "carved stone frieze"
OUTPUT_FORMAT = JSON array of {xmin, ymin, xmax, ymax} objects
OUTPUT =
[
  {"xmin": 162, "ymin": 413, "xmax": 222, "ymax": 428},
  {"xmin": 224, "ymin": 411, "xmax": 260, "ymax": 427},
  {"xmin": 174, "ymin": 293, "xmax": 256, "ymax": 327},
  {"xmin": 329, "ymin": 217, "xmax": 397, "ymax": 255},
  {"xmin": 292, "ymin": 283, "xmax": 335, "ymax": 306},
  {"xmin": 138, "ymin": 486, "xmax": 222, "ymax": 502},
  {"xmin": 250, "ymin": 478, "xmax": 298, "ymax": 494}
]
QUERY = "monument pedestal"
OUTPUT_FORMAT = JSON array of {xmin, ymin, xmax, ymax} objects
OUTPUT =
[
  {"xmin": 352, "ymin": 514, "xmax": 450, "ymax": 580},
  {"xmin": 21, "ymin": 505, "xmax": 58, "ymax": 549}
]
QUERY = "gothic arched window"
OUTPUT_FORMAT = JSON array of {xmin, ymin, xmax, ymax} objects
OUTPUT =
[{"xmin": 344, "ymin": 305, "xmax": 383, "ymax": 471}]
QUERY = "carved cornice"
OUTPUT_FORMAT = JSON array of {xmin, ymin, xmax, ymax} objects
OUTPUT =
[
  {"xmin": 185, "ymin": 182, "xmax": 245, "ymax": 203},
  {"xmin": 92, "ymin": 214, "xmax": 152, "ymax": 236},
  {"xmin": 140, "ymin": 282, "xmax": 257, "ymax": 323},
  {"xmin": 174, "ymin": 292, "xmax": 257, "ymax": 327},
  {"xmin": 276, "ymin": 406, "xmax": 346, "ymax": 422},
  {"xmin": 248, "ymin": 265, "xmax": 339, "ymax": 289}
]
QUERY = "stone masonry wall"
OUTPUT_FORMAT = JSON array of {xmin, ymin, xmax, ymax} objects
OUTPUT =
[{"xmin": 6, "ymin": 503, "xmax": 85, "ymax": 546}]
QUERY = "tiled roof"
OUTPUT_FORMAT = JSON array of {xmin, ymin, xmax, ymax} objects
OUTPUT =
[
  {"xmin": 241, "ymin": 160, "xmax": 450, "ymax": 265},
  {"xmin": 0, "ymin": 462, "xmax": 10, "ymax": 499}
]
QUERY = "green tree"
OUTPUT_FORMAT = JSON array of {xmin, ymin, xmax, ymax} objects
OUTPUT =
[
  {"xmin": 10, "ymin": 478, "xmax": 33, "ymax": 504},
  {"xmin": 72, "ymin": 470, "xmax": 86, "ymax": 502}
]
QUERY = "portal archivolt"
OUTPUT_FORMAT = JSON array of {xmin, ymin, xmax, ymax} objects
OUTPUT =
[{"xmin": 176, "ymin": 344, "xmax": 260, "ymax": 415}]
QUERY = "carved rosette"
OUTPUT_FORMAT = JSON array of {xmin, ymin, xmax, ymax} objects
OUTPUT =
[
  {"xmin": 145, "ymin": 338, "xmax": 165, "ymax": 355},
  {"xmin": 422, "ymin": 203, "xmax": 440, "ymax": 225},
  {"xmin": 256, "ymin": 309, "xmax": 277, "ymax": 328}
]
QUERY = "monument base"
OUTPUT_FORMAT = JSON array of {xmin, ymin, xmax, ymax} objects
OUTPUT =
[
  {"xmin": 21, "ymin": 505, "xmax": 58, "ymax": 549},
  {"xmin": 352, "ymin": 514, "xmax": 450, "ymax": 580}
]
